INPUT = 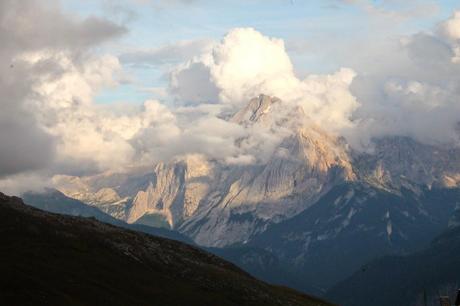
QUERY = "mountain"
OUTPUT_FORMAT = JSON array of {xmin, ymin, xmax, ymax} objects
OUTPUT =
[
  {"xmin": 0, "ymin": 192, "xmax": 333, "ymax": 306},
  {"xmin": 47, "ymin": 94, "xmax": 460, "ymax": 295},
  {"xmin": 248, "ymin": 182, "xmax": 460, "ymax": 293},
  {"xmin": 51, "ymin": 96, "xmax": 460, "ymax": 249},
  {"xmin": 54, "ymin": 95, "xmax": 356, "ymax": 247},
  {"xmin": 326, "ymin": 225, "xmax": 460, "ymax": 306}
]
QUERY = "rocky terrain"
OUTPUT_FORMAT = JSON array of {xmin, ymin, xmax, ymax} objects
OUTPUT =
[{"xmin": 0, "ymin": 192, "xmax": 333, "ymax": 306}]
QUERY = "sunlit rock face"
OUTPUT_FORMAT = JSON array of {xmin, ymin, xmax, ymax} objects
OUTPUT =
[
  {"xmin": 354, "ymin": 136, "xmax": 460, "ymax": 190},
  {"xmin": 52, "ymin": 94, "xmax": 460, "ymax": 247},
  {"xmin": 127, "ymin": 154, "xmax": 214, "ymax": 226}
]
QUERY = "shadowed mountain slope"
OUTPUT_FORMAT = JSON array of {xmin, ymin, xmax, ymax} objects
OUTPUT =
[
  {"xmin": 326, "ymin": 225, "xmax": 460, "ymax": 306},
  {"xmin": 248, "ymin": 183, "xmax": 460, "ymax": 292}
]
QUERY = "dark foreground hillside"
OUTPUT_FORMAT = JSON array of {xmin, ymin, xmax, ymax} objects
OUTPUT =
[
  {"xmin": 0, "ymin": 192, "xmax": 333, "ymax": 306},
  {"xmin": 21, "ymin": 189, "xmax": 303, "ymax": 295}
]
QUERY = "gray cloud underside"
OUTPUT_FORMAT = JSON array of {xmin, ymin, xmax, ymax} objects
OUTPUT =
[{"xmin": 0, "ymin": 0, "xmax": 126, "ymax": 178}]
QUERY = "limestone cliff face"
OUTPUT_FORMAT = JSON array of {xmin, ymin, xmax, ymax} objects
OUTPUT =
[{"xmin": 127, "ymin": 154, "xmax": 213, "ymax": 226}]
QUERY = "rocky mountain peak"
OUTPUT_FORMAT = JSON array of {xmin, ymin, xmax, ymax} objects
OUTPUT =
[{"xmin": 231, "ymin": 94, "xmax": 281, "ymax": 125}]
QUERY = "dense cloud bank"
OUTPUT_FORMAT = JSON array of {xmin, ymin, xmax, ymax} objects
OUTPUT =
[
  {"xmin": 0, "ymin": 0, "xmax": 459, "ymax": 193},
  {"xmin": 346, "ymin": 10, "xmax": 460, "ymax": 148}
]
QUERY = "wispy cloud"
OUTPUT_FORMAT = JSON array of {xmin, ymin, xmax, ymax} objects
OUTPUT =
[
  {"xmin": 334, "ymin": 0, "xmax": 440, "ymax": 22},
  {"xmin": 119, "ymin": 39, "xmax": 214, "ymax": 67}
]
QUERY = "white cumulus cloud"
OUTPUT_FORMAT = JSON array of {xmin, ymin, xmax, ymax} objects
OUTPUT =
[{"xmin": 170, "ymin": 27, "xmax": 359, "ymax": 134}]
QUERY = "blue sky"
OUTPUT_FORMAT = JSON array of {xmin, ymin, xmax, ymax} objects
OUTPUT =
[{"xmin": 61, "ymin": 0, "xmax": 460, "ymax": 105}]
